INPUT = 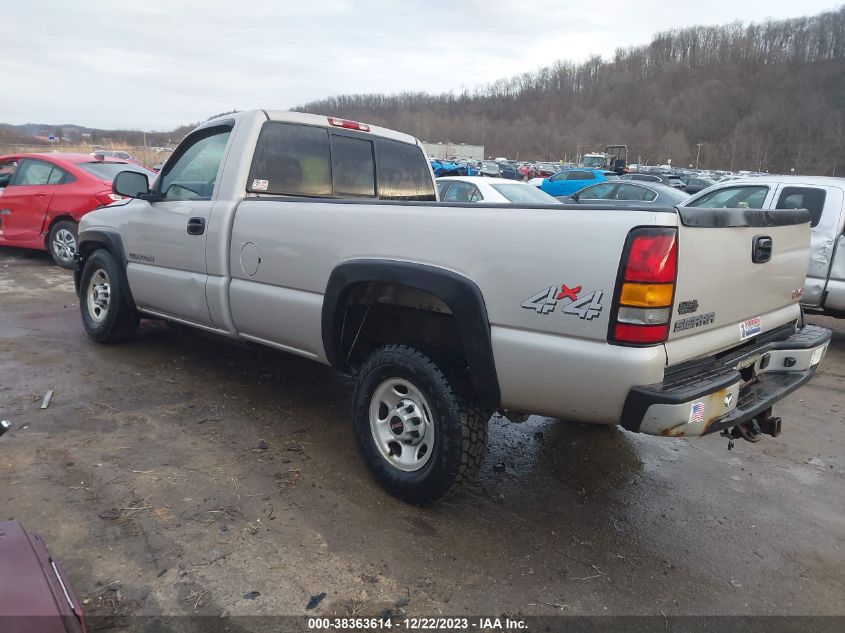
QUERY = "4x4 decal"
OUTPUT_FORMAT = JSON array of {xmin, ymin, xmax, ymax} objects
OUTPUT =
[{"xmin": 521, "ymin": 283, "xmax": 604, "ymax": 320}]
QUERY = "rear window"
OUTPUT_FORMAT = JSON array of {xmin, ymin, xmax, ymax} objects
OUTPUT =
[
  {"xmin": 331, "ymin": 135, "xmax": 375, "ymax": 198},
  {"xmin": 80, "ymin": 162, "xmax": 152, "ymax": 181},
  {"xmin": 249, "ymin": 122, "xmax": 332, "ymax": 197},
  {"xmin": 567, "ymin": 171, "xmax": 594, "ymax": 180},
  {"xmin": 776, "ymin": 187, "xmax": 826, "ymax": 227},
  {"xmin": 376, "ymin": 138, "xmax": 436, "ymax": 201},
  {"xmin": 490, "ymin": 183, "xmax": 559, "ymax": 204},
  {"xmin": 248, "ymin": 122, "xmax": 434, "ymax": 201}
]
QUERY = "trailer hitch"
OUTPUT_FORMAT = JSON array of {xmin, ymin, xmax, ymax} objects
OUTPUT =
[{"xmin": 721, "ymin": 408, "xmax": 782, "ymax": 448}]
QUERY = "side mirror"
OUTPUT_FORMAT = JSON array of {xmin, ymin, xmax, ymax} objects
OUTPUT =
[
  {"xmin": 570, "ymin": 192, "xmax": 579, "ymax": 202},
  {"xmin": 113, "ymin": 171, "xmax": 150, "ymax": 199}
]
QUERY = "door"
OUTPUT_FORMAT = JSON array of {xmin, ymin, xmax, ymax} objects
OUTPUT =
[
  {"xmin": 0, "ymin": 158, "xmax": 65, "ymax": 247},
  {"xmin": 771, "ymin": 184, "xmax": 845, "ymax": 306},
  {"xmin": 123, "ymin": 124, "xmax": 233, "ymax": 325}
]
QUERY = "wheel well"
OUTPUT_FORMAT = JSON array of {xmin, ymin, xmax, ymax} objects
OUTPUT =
[
  {"xmin": 73, "ymin": 230, "xmax": 131, "ymax": 303},
  {"xmin": 337, "ymin": 281, "xmax": 463, "ymax": 368},
  {"xmin": 43, "ymin": 215, "xmax": 77, "ymax": 249},
  {"xmin": 323, "ymin": 260, "xmax": 501, "ymax": 409}
]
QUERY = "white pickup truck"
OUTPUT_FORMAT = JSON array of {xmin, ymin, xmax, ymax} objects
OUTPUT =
[
  {"xmin": 74, "ymin": 110, "xmax": 831, "ymax": 503},
  {"xmin": 681, "ymin": 175, "xmax": 845, "ymax": 318}
]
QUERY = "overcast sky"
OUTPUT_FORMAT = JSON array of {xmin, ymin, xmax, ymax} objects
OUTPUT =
[{"xmin": 1, "ymin": 0, "xmax": 838, "ymax": 130}]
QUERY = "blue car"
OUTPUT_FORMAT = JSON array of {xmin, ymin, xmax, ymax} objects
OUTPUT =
[
  {"xmin": 537, "ymin": 168, "xmax": 616, "ymax": 197},
  {"xmin": 430, "ymin": 160, "xmax": 479, "ymax": 177}
]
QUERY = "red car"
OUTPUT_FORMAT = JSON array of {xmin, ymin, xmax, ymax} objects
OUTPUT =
[{"xmin": 0, "ymin": 153, "xmax": 155, "ymax": 268}]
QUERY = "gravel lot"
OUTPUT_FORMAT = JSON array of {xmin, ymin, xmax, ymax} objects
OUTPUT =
[{"xmin": 1, "ymin": 246, "xmax": 843, "ymax": 626}]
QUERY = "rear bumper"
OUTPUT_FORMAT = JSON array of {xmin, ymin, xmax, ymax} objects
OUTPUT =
[{"xmin": 621, "ymin": 324, "xmax": 832, "ymax": 437}]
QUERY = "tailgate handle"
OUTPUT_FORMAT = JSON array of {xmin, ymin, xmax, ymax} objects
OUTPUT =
[
  {"xmin": 187, "ymin": 217, "xmax": 206, "ymax": 235},
  {"xmin": 752, "ymin": 235, "xmax": 773, "ymax": 263}
]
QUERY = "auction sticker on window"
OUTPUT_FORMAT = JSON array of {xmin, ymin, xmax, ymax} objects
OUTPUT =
[{"xmin": 740, "ymin": 316, "xmax": 762, "ymax": 341}]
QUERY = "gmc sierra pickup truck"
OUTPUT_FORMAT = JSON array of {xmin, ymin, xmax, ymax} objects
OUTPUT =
[{"xmin": 74, "ymin": 110, "xmax": 831, "ymax": 504}]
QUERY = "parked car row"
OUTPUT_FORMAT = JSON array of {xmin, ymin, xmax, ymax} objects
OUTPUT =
[
  {"xmin": 436, "ymin": 167, "xmax": 845, "ymax": 319},
  {"xmin": 437, "ymin": 176, "xmax": 561, "ymax": 204}
]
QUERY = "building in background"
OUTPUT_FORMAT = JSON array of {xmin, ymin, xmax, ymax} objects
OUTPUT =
[{"xmin": 423, "ymin": 142, "xmax": 484, "ymax": 161}]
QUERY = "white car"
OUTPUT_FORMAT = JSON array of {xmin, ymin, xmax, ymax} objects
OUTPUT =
[
  {"xmin": 90, "ymin": 150, "xmax": 133, "ymax": 161},
  {"xmin": 436, "ymin": 176, "xmax": 561, "ymax": 204}
]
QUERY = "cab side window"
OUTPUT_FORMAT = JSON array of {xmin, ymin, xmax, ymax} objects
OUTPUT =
[
  {"xmin": 160, "ymin": 126, "xmax": 233, "ymax": 201},
  {"xmin": 689, "ymin": 185, "xmax": 769, "ymax": 209},
  {"xmin": 776, "ymin": 187, "xmax": 826, "ymax": 227}
]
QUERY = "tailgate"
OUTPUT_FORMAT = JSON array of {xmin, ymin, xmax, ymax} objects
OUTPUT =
[{"xmin": 665, "ymin": 207, "xmax": 811, "ymax": 365}]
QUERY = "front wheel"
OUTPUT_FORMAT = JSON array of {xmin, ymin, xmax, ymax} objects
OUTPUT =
[
  {"xmin": 352, "ymin": 344, "xmax": 489, "ymax": 504},
  {"xmin": 79, "ymin": 249, "xmax": 139, "ymax": 343},
  {"xmin": 47, "ymin": 220, "xmax": 78, "ymax": 269}
]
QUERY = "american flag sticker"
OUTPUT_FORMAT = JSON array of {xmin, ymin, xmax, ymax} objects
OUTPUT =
[{"xmin": 689, "ymin": 401, "xmax": 706, "ymax": 424}]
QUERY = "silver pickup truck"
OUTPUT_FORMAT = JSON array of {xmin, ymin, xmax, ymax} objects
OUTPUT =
[{"xmin": 74, "ymin": 110, "xmax": 831, "ymax": 504}]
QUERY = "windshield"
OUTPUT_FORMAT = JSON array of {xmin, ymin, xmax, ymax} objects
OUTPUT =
[
  {"xmin": 582, "ymin": 155, "xmax": 605, "ymax": 168},
  {"xmin": 491, "ymin": 183, "xmax": 560, "ymax": 204},
  {"xmin": 481, "ymin": 161, "xmax": 499, "ymax": 171},
  {"xmin": 80, "ymin": 162, "xmax": 153, "ymax": 181}
]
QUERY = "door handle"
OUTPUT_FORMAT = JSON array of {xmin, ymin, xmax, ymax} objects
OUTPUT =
[{"xmin": 187, "ymin": 217, "xmax": 206, "ymax": 235}]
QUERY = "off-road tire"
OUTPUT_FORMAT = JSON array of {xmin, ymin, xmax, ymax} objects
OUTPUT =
[
  {"xmin": 352, "ymin": 344, "xmax": 489, "ymax": 504},
  {"xmin": 47, "ymin": 220, "xmax": 78, "ymax": 269},
  {"xmin": 79, "ymin": 249, "xmax": 139, "ymax": 343}
]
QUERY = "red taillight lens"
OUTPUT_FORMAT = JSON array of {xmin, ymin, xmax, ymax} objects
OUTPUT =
[
  {"xmin": 610, "ymin": 227, "xmax": 678, "ymax": 345},
  {"xmin": 613, "ymin": 323, "xmax": 669, "ymax": 344},
  {"xmin": 94, "ymin": 192, "xmax": 124, "ymax": 206},
  {"xmin": 624, "ymin": 232, "xmax": 677, "ymax": 283},
  {"xmin": 327, "ymin": 117, "xmax": 370, "ymax": 132}
]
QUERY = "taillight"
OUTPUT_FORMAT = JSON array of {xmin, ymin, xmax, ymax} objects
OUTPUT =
[
  {"xmin": 327, "ymin": 117, "xmax": 370, "ymax": 132},
  {"xmin": 609, "ymin": 227, "xmax": 677, "ymax": 345},
  {"xmin": 95, "ymin": 192, "xmax": 124, "ymax": 206}
]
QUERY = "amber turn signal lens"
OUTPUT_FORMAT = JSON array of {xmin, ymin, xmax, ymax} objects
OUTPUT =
[{"xmin": 620, "ymin": 282, "xmax": 673, "ymax": 308}]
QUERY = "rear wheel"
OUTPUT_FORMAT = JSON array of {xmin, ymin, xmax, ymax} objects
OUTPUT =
[
  {"xmin": 47, "ymin": 220, "xmax": 78, "ymax": 269},
  {"xmin": 352, "ymin": 344, "xmax": 489, "ymax": 504},
  {"xmin": 79, "ymin": 249, "xmax": 139, "ymax": 343}
]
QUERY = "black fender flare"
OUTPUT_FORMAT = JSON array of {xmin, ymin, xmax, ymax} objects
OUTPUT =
[
  {"xmin": 74, "ymin": 229, "xmax": 134, "ymax": 308},
  {"xmin": 322, "ymin": 259, "xmax": 501, "ymax": 409}
]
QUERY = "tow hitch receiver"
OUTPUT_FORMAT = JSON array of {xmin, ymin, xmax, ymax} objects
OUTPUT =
[{"xmin": 722, "ymin": 407, "xmax": 782, "ymax": 444}]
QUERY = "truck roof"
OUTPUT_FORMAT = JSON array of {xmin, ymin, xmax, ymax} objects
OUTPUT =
[
  {"xmin": 724, "ymin": 175, "xmax": 845, "ymax": 187},
  {"xmin": 205, "ymin": 109, "xmax": 421, "ymax": 147}
]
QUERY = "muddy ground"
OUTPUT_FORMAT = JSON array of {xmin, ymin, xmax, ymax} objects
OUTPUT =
[{"xmin": 1, "ymin": 247, "xmax": 843, "ymax": 626}]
